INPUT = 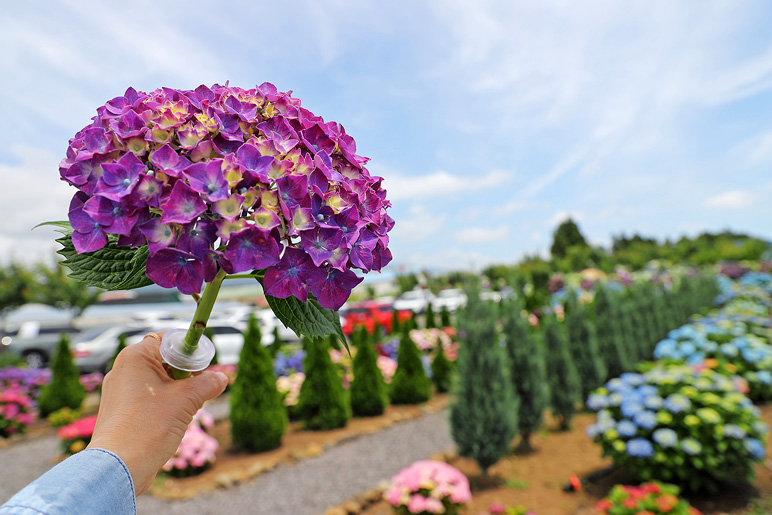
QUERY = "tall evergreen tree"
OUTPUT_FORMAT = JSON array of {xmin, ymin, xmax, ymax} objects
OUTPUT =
[
  {"xmin": 390, "ymin": 329, "xmax": 432, "ymax": 405},
  {"xmin": 542, "ymin": 315, "xmax": 581, "ymax": 430},
  {"xmin": 230, "ymin": 314, "xmax": 287, "ymax": 451},
  {"xmin": 390, "ymin": 308, "xmax": 401, "ymax": 335},
  {"xmin": 350, "ymin": 326, "xmax": 388, "ymax": 417},
  {"xmin": 450, "ymin": 289, "xmax": 518, "ymax": 475},
  {"xmin": 431, "ymin": 340, "xmax": 453, "ymax": 393},
  {"xmin": 440, "ymin": 306, "xmax": 452, "ymax": 328},
  {"xmin": 269, "ymin": 325, "xmax": 282, "ymax": 358},
  {"xmin": 564, "ymin": 298, "xmax": 607, "ymax": 400},
  {"xmin": 502, "ymin": 299, "xmax": 546, "ymax": 451},
  {"xmin": 37, "ymin": 333, "xmax": 86, "ymax": 417},
  {"xmin": 297, "ymin": 336, "xmax": 350, "ymax": 430},
  {"xmin": 425, "ymin": 303, "xmax": 437, "ymax": 329},
  {"xmin": 592, "ymin": 286, "xmax": 631, "ymax": 379},
  {"xmin": 105, "ymin": 332, "xmax": 128, "ymax": 374}
]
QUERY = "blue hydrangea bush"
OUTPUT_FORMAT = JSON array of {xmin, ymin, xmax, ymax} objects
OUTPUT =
[{"xmin": 586, "ymin": 366, "xmax": 768, "ymax": 492}]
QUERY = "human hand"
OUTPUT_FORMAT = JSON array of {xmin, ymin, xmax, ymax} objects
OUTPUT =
[{"xmin": 87, "ymin": 332, "xmax": 228, "ymax": 495}]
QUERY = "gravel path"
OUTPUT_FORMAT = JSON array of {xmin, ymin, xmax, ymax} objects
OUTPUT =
[
  {"xmin": 137, "ymin": 411, "xmax": 452, "ymax": 515},
  {"xmin": 0, "ymin": 406, "xmax": 453, "ymax": 515}
]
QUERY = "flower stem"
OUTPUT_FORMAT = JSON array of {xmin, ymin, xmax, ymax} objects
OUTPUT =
[{"xmin": 166, "ymin": 267, "xmax": 227, "ymax": 380}]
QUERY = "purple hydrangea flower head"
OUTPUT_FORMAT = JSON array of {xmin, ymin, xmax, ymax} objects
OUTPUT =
[{"xmin": 60, "ymin": 83, "xmax": 393, "ymax": 309}]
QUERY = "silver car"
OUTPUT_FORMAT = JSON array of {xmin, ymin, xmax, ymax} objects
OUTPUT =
[{"xmin": 71, "ymin": 325, "xmax": 152, "ymax": 373}]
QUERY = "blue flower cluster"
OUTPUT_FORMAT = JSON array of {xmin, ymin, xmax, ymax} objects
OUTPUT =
[{"xmin": 273, "ymin": 349, "xmax": 306, "ymax": 377}]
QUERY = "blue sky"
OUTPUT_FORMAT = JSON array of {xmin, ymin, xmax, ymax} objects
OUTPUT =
[{"xmin": 1, "ymin": 0, "xmax": 771, "ymax": 275}]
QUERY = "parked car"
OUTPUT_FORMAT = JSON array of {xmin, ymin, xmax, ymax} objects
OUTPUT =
[
  {"xmin": 1, "ymin": 321, "xmax": 79, "ymax": 369},
  {"xmin": 393, "ymin": 289, "xmax": 436, "ymax": 314},
  {"xmin": 71, "ymin": 324, "xmax": 153, "ymax": 373},
  {"xmin": 342, "ymin": 301, "xmax": 412, "ymax": 335},
  {"xmin": 433, "ymin": 288, "xmax": 468, "ymax": 313}
]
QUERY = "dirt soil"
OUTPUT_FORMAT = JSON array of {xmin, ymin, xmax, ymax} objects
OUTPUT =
[{"xmin": 357, "ymin": 405, "xmax": 772, "ymax": 515}]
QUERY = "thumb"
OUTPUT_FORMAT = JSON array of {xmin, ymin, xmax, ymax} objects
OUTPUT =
[{"xmin": 184, "ymin": 371, "xmax": 229, "ymax": 411}]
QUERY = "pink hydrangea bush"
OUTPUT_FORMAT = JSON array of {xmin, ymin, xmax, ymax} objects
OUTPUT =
[
  {"xmin": 0, "ymin": 389, "xmax": 37, "ymax": 438},
  {"xmin": 385, "ymin": 460, "xmax": 472, "ymax": 515},
  {"xmin": 162, "ymin": 408, "xmax": 219, "ymax": 477},
  {"xmin": 408, "ymin": 329, "xmax": 459, "ymax": 361},
  {"xmin": 79, "ymin": 372, "xmax": 104, "ymax": 392},
  {"xmin": 0, "ymin": 367, "xmax": 51, "ymax": 399},
  {"xmin": 57, "ymin": 415, "xmax": 97, "ymax": 454},
  {"xmin": 276, "ymin": 372, "xmax": 305, "ymax": 410},
  {"xmin": 377, "ymin": 356, "xmax": 398, "ymax": 384}
]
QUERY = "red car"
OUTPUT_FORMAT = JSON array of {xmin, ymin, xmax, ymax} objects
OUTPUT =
[{"xmin": 342, "ymin": 301, "xmax": 412, "ymax": 336}]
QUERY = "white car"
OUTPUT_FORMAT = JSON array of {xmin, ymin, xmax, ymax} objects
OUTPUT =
[
  {"xmin": 393, "ymin": 289, "xmax": 436, "ymax": 314},
  {"xmin": 433, "ymin": 289, "xmax": 468, "ymax": 313},
  {"xmin": 71, "ymin": 324, "xmax": 153, "ymax": 373}
]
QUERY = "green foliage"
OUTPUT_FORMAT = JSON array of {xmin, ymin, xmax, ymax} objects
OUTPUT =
[
  {"xmin": 37, "ymin": 333, "xmax": 86, "ymax": 417},
  {"xmin": 550, "ymin": 218, "xmax": 589, "ymax": 260},
  {"xmin": 439, "ymin": 306, "xmax": 452, "ymax": 328},
  {"xmin": 396, "ymin": 273, "xmax": 418, "ymax": 294},
  {"xmin": 0, "ymin": 352, "xmax": 24, "ymax": 368},
  {"xmin": 588, "ymin": 365, "xmax": 767, "ymax": 492},
  {"xmin": 450, "ymin": 287, "xmax": 518, "ymax": 473},
  {"xmin": 0, "ymin": 262, "xmax": 33, "ymax": 317},
  {"xmin": 593, "ymin": 286, "xmax": 632, "ymax": 379},
  {"xmin": 29, "ymin": 262, "xmax": 100, "ymax": 317},
  {"xmin": 430, "ymin": 340, "xmax": 454, "ymax": 393},
  {"xmin": 349, "ymin": 326, "xmax": 388, "ymax": 417},
  {"xmin": 55, "ymin": 230, "xmax": 153, "ymax": 291},
  {"xmin": 105, "ymin": 332, "xmax": 128, "ymax": 373},
  {"xmin": 263, "ymin": 291, "xmax": 346, "ymax": 348},
  {"xmin": 501, "ymin": 299, "xmax": 547, "ymax": 449},
  {"xmin": 424, "ymin": 303, "xmax": 437, "ymax": 329},
  {"xmin": 269, "ymin": 326, "xmax": 282, "ymax": 358},
  {"xmin": 542, "ymin": 315, "xmax": 581, "ymax": 430},
  {"xmin": 390, "ymin": 329, "xmax": 432, "ymax": 405},
  {"xmin": 564, "ymin": 298, "xmax": 607, "ymax": 400},
  {"xmin": 297, "ymin": 335, "xmax": 350, "ymax": 430},
  {"xmin": 230, "ymin": 314, "xmax": 287, "ymax": 451}
]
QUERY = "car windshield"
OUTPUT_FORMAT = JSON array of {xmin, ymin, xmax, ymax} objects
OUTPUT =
[{"xmin": 348, "ymin": 308, "xmax": 370, "ymax": 314}]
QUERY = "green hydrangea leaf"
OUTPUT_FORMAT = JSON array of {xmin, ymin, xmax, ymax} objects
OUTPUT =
[
  {"xmin": 261, "ymin": 286, "xmax": 347, "ymax": 351},
  {"xmin": 55, "ymin": 232, "xmax": 154, "ymax": 291}
]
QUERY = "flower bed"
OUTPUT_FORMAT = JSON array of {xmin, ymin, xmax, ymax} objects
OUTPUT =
[
  {"xmin": 595, "ymin": 482, "xmax": 702, "ymax": 515},
  {"xmin": 162, "ymin": 409, "xmax": 218, "ymax": 478},
  {"xmin": 0, "ymin": 367, "xmax": 50, "ymax": 399},
  {"xmin": 384, "ymin": 460, "xmax": 471, "ymax": 515},
  {"xmin": 0, "ymin": 390, "xmax": 36, "ymax": 438},
  {"xmin": 586, "ymin": 367, "xmax": 768, "ymax": 491},
  {"xmin": 57, "ymin": 415, "xmax": 97, "ymax": 454}
]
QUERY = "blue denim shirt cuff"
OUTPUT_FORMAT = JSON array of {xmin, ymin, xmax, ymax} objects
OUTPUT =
[{"xmin": 0, "ymin": 448, "xmax": 136, "ymax": 515}]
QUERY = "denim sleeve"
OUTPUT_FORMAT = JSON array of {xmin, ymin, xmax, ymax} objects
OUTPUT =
[{"xmin": 0, "ymin": 448, "xmax": 136, "ymax": 515}]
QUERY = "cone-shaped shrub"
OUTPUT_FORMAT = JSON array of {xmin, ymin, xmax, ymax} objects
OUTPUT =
[
  {"xmin": 431, "ymin": 340, "xmax": 453, "ymax": 393},
  {"xmin": 425, "ymin": 303, "xmax": 437, "ymax": 329},
  {"xmin": 269, "ymin": 325, "xmax": 282, "ymax": 358},
  {"xmin": 542, "ymin": 315, "xmax": 581, "ymax": 430},
  {"xmin": 450, "ymin": 288, "xmax": 518, "ymax": 474},
  {"xmin": 502, "ymin": 299, "xmax": 546, "ymax": 450},
  {"xmin": 564, "ymin": 298, "xmax": 606, "ymax": 400},
  {"xmin": 592, "ymin": 286, "xmax": 631, "ymax": 380},
  {"xmin": 390, "ymin": 326, "xmax": 432, "ymax": 405},
  {"xmin": 391, "ymin": 308, "xmax": 401, "ymax": 335},
  {"xmin": 440, "ymin": 306, "xmax": 452, "ymax": 328},
  {"xmin": 38, "ymin": 333, "xmax": 86, "ymax": 417},
  {"xmin": 297, "ymin": 336, "xmax": 350, "ymax": 430},
  {"xmin": 230, "ymin": 314, "xmax": 287, "ymax": 451},
  {"xmin": 350, "ymin": 326, "xmax": 388, "ymax": 417},
  {"xmin": 105, "ymin": 332, "xmax": 128, "ymax": 374}
]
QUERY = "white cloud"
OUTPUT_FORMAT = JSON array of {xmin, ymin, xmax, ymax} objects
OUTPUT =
[
  {"xmin": 453, "ymin": 224, "xmax": 509, "ymax": 244},
  {"xmin": 704, "ymin": 190, "xmax": 756, "ymax": 210},
  {"xmin": 385, "ymin": 169, "xmax": 514, "ymax": 201}
]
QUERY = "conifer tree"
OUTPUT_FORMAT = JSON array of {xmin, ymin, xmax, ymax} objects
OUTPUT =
[
  {"xmin": 450, "ymin": 288, "xmax": 518, "ymax": 475},
  {"xmin": 592, "ymin": 286, "xmax": 630, "ymax": 379},
  {"xmin": 269, "ymin": 325, "xmax": 282, "ymax": 358},
  {"xmin": 297, "ymin": 336, "xmax": 350, "ymax": 430},
  {"xmin": 390, "ymin": 327, "xmax": 432, "ymax": 405},
  {"xmin": 425, "ymin": 303, "xmax": 437, "ymax": 329},
  {"xmin": 430, "ymin": 340, "xmax": 453, "ymax": 393},
  {"xmin": 38, "ymin": 333, "xmax": 86, "ymax": 417},
  {"xmin": 390, "ymin": 308, "xmax": 401, "ymax": 335},
  {"xmin": 230, "ymin": 314, "xmax": 287, "ymax": 451},
  {"xmin": 542, "ymin": 315, "xmax": 581, "ymax": 430},
  {"xmin": 440, "ymin": 306, "xmax": 452, "ymax": 328},
  {"xmin": 105, "ymin": 332, "xmax": 128, "ymax": 374},
  {"xmin": 350, "ymin": 326, "xmax": 388, "ymax": 417},
  {"xmin": 502, "ymin": 299, "xmax": 546, "ymax": 451},
  {"xmin": 564, "ymin": 298, "xmax": 607, "ymax": 400}
]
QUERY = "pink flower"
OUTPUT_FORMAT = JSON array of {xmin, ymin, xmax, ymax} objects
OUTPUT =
[
  {"xmin": 489, "ymin": 502, "xmax": 505, "ymax": 514},
  {"xmin": 407, "ymin": 494, "xmax": 427, "ymax": 514}
]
